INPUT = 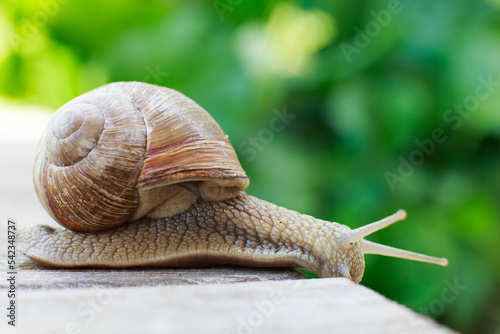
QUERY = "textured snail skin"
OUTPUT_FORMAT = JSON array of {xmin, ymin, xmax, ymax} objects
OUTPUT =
[{"xmin": 18, "ymin": 193, "xmax": 365, "ymax": 283}]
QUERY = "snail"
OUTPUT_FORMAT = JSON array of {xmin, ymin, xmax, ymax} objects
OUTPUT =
[{"xmin": 17, "ymin": 81, "xmax": 448, "ymax": 283}]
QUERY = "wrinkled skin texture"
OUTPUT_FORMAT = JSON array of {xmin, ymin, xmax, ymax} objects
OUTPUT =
[{"xmin": 18, "ymin": 193, "xmax": 366, "ymax": 283}]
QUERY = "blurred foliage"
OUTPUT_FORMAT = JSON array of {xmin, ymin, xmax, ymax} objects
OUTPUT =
[{"xmin": 1, "ymin": 0, "xmax": 500, "ymax": 332}]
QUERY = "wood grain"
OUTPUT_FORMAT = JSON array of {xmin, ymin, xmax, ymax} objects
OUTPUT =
[
  {"xmin": 0, "ymin": 253, "xmax": 304, "ymax": 289},
  {"xmin": 12, "ymin": 277, "xmax": 455, "ymax": 334}
]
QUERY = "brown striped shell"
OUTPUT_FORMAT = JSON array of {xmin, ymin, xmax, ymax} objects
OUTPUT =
[{"xmin": 34, "ymin": 82, "xmax": 249, "ymax": 232}]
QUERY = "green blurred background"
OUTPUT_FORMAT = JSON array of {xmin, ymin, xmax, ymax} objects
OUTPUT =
[{"xmin": 1, "ymin": 0, "xmax": 499, "ymax": 332}]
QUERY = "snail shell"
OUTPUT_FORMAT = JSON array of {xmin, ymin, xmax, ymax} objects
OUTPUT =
[{"xmin": 34, "ymin": 82, "xmax": 249, "ymax": 232}]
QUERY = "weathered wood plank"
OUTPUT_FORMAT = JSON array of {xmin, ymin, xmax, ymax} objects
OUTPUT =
[
  {"xmin": 0, "ymin": 253, "xmax": 303, "ymax": 289},
  {"xmin": 7, "ymin": 278, "xmax": 455, "ymax": 334}
]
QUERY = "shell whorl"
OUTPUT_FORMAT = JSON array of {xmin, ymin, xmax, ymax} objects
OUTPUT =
[
  {"xmin": 45, "ymin": 103, "xmax": 105, "ymax": 166},
  {"xmin": 35, "ymin": 92, "xmax": 147, "ymax": 232},
  {"xmin": 34, "ymin": 82, "xmax": 249, "ymax": 233}
]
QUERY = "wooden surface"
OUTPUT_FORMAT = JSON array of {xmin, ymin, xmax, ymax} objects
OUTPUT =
[
  {"xmin": 9, "ymin": 278, "xmax": 455, "ymax": 334},
  {"xmin": 0, "ymin": 109, "xmax": 457, "ymax": 333},
  {"xmin": 0, "ymin": 253, "xmax": 303, "ymax": 289}
]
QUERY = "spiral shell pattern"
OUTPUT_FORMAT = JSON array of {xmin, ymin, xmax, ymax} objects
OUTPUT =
[
  {"xmin": 34, "ymin": 92, "xmax": 146, "ymax": 232},
  {"xmin": 45, "ymin": 103, "xmax": 104, "ymax": 166}
]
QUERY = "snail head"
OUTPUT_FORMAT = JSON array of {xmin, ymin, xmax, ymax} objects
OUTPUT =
[{"xmin": 333, "ymin": 210, "xmax": 448, "ymax": 283}]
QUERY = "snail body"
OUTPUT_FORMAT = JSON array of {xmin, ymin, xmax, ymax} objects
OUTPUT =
[{"xmin": 18, "ymin": 82, "xmax": 447, "ymax": 283}]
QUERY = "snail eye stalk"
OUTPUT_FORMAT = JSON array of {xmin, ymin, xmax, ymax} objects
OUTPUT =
[{"xmin": 347, "ymin": 210, "xmax": 448, "ymax": 267}]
